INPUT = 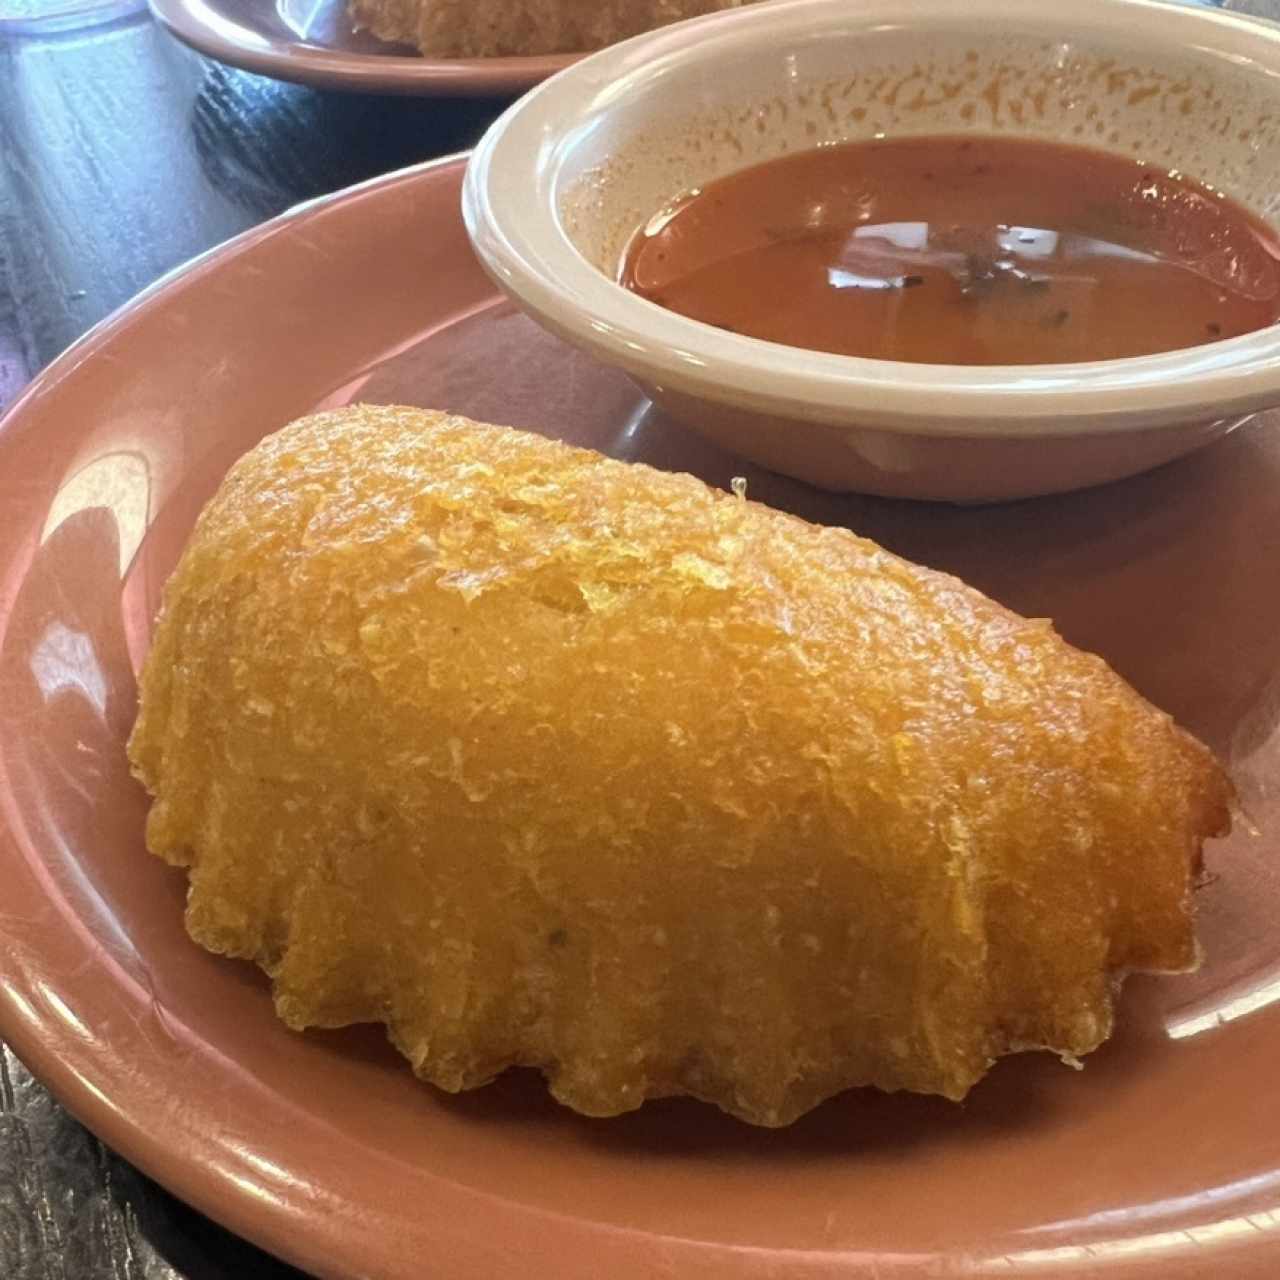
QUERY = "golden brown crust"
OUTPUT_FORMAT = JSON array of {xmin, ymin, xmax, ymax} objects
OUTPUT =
[
  {"xmin": 348, "ymin": 0, "xmax": 750, "ymax": 57},
  {"xmin": 128, "ymin": 406, "xmax": 1231, "ymax": 1126}
]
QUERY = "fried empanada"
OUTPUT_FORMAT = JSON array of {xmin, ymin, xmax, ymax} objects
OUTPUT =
[{"xmin": 129, "ymin": 406, "xmax": 1231, "ymax": 1126}]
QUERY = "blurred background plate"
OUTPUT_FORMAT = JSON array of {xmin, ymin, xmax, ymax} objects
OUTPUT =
[{"xmin": 144, "ymin": 0, "xmax": 576, "ymax": 95}]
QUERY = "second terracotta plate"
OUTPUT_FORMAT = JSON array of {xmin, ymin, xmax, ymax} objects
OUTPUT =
[
  {"xmin": 146, "ymin": 0, "xmax": 576, "ymax": 95},
  {"xmin": 1, "ymin": 156, "xmax": 1279, "ymax": 1279}
]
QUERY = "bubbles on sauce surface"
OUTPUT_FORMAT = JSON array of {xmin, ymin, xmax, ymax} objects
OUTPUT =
[{"xmin": 621, "ymin": 136, "xmax": 1280, "ymax": 365}]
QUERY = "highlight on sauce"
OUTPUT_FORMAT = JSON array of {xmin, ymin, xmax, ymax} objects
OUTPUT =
[{"xmin": 620, "ymin": 135, "xmax": 1280, "ymax": 366}]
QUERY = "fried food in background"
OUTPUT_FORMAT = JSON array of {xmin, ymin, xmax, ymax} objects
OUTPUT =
[
  {"xmin": 348, "ymin": 0, "xmax": 750, "ymax": 57},
  {"xmin": 128, "ymin": 406, "xmax": 1231, "ymax": 1127}
]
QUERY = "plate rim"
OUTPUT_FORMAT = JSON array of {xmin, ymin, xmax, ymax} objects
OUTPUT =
[
  {"xmin": 0, "ymin": 155, "xmax": 463, "ymax": 450},
  {"xmin": 3, "ymin": 150, "xmax": 1280, "ymax": 1280},
  {"xmin": 145, "ymin": 0, "xmax": 578, "ymax": 96}
]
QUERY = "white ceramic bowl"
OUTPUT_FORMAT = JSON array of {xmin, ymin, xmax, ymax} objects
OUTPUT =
[{"xmin": 464, "ymin": 0, "xmax": 1280, "ymax": 501}]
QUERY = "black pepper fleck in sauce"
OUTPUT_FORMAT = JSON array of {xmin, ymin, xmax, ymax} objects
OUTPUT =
[{"xmin": 621, "ymin": 135, "xmax": 1280, "ymax": 365}]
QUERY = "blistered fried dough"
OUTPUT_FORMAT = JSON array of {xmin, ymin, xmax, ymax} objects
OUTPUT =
[
  {"xmin": 348, "ymin": 0, "xmax": 749, "ymax": 57},
  {"xmin": 128, "ymin": 406, "xmax": 1231, "ymax": 1126}
]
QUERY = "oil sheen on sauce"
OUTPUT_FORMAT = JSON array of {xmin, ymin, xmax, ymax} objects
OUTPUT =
[{"xmin": 621, "ymin": 136, "xmax": 1280, "ymax": 365}]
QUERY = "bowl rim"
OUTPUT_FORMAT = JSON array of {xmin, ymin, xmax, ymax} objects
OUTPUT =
[{"xmin": 464, "ymin": 0, "xmax": 1280, "ymax": 438}]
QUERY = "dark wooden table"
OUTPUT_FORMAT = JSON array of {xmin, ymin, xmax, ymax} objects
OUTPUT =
[{"xmin": 0, "ymin": 1, "xmax": 1272, "ymax": 1276}]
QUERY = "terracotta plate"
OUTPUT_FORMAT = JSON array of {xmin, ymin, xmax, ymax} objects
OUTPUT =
[
  {"xmin": 146, "ymin": 0, "xmax": 576, "ymax": 95},
  {"xmin": 1, "ymin": 156, "xmax": 1279, "ymax": 1280}
]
